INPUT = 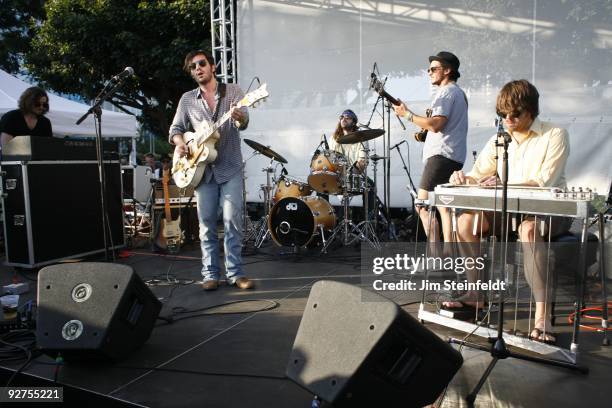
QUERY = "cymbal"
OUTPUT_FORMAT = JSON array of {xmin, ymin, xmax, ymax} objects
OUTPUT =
[
  {"xmin": 337, "ymin": 129, "xmax": 385, "ymax": 144},
  {"xmin": 243, "ymin": 139, "xmax": 288, "ymax": 164},
  {"xmin": 369, "ymin": 154, "xmax": 388, "ymax": 161}
]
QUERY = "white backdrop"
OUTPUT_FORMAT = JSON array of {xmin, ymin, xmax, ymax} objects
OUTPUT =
[{"xmin": 237, "ymin": 0, "xmax": 612, "ymax": 207}]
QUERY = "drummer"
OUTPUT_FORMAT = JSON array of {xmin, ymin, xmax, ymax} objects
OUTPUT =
[
  {"xmin": 329, "ymin": 110, "xmax": 367, "ymax": 171},
  {"xmin": 328, "ymin": 109, "xmax": 375, "ymax": 217}
]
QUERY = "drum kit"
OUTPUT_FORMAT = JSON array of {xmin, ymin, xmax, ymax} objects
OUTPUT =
[{"xmin": 243, "ymin": 128, "xmax": 387, "ymax": 251}]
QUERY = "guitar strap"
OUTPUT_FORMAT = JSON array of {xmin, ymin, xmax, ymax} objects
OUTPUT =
[
  {"xmin": 202, "ymin": 83, "xmax": 227, "ymax": 182},
  {"xmin": 211, "ymin": 83, "xmax": 227, "ymax": 122}
]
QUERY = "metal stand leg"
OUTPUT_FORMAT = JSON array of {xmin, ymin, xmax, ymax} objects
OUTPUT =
[{"xmin": 598, "ymin": 212, "xmax": 610, "ymax": 346}]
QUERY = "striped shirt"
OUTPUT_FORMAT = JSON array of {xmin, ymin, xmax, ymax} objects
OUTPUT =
[{"xmin": 169, "ymin": 83, "xmax": 249, "ymax": 184}]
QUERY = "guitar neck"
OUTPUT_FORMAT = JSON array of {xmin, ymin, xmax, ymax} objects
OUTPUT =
[
  {"xmin": 195, "ymin": 104, "xmax": 243, "ymax": 146},
  {"xmin": 162, "ymin": 172, "xmax": 172, "ymax": 220},
  {"xmin": 379, "ymin": 89, "xmax": 400, "ymax": 106}
]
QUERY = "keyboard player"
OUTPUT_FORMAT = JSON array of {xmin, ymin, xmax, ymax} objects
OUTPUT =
[{"xmin": 445, "ymin": 79, "xmax": 571, "ymax": 345}]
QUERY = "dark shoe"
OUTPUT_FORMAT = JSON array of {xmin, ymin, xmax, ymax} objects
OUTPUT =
[
  {"xmin": 202, "ymin": 280, "xmax": 219, "ymax": 291},
  {"xmin": 234, "ymin": 277, "xmax": 254, "ymax": 290}
]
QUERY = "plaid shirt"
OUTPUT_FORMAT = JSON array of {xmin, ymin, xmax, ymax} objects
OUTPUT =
[{"xmin": 169, "ymin": 83, "xmax": 249, "ymax": 184}]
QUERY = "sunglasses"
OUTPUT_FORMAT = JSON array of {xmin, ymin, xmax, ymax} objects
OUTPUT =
[
  {"xmin": 427, "ymin": 66, "xmax": 444, "ymax": 74},
  {"xmin": 339, "ymin": 115, "xmax": 354, "ymax": 120},
  {"xmin": 497, "ymin": 110, "xmax": 524, "ymax": 119},
  {"xmin": 188, "ymin": 59, "xmax": 208, "ymax": 70},
  {"xmin": 35, "ymin": 102, "xmax": 49, "ymax": 109}
]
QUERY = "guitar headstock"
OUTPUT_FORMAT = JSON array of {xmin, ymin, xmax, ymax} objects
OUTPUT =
[
  {"xmin": 239, "ymin": 83, "xmax": 269, "ymax": 108},
  {"xmin": 370, "ymin": 74, "xmax": 385, "ymax": 95},
  {"xmin": 162, "ymin": 168, "xmax": 170, "ymax": 185}
]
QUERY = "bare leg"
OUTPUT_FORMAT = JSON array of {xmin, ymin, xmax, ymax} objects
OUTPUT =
[
  {"xmin": 417, "ymin": 188, "xmax": 439, "ymax": 242},
  {"xmin": 438, "ymin": 207, "xmax": 454, "ymax": 243},
  {"xmin": 519, "ymin": 219, "xmax": 556, "ymax": 343},
  {"xmin": 442, "ymin": 211, "xmax": 489, "ymax": 308}
]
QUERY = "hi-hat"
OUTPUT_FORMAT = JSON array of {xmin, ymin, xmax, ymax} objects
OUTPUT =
[
  {"xmin": 369, "ymin": 154, "xmax": 388, "ymax": 161},
  {"xmin": 243, "ymin": 139, "xmax": 288, "ymax": 163},
  {"xmin": 337, "ymin": 129, "xmax": 385, "ymax": 144}
]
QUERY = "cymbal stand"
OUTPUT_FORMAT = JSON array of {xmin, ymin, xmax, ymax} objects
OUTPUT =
[
  {"xmin": 241, "ymin": 151, "xmax": 259, "ymax": 243},
  {"xmin": 369, "ymin": 154, "xmax": 392, "ymax": 239},
  {"xmin": 321, "ymin": 182, "xmax": 358, "ymax": 253},
  {"xmin": 252, "ymin": 158, "xmax": 275, "ymax": 248},
  {"xmin": 354, "ymin": 145, "xmax": 380, "ymax": 249}
]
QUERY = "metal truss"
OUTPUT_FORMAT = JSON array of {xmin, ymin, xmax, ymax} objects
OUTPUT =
[{"xmin": 210, "ymin": 0, "xmax": 237, "ymax": 83}]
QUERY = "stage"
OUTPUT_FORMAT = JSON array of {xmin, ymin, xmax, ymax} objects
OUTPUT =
[{"xmin": 1, "ymin": 242, "xmax": 611, "ymax": 407}]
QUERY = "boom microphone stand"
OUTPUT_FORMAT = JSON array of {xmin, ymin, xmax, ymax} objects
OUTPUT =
[
  {"xmin": 76, "ymin": 67, "xmax": 134, "ymax": 260},
  {"xmin": 448, "ymin": 118, "xmax": 587, "ymax": 404}
]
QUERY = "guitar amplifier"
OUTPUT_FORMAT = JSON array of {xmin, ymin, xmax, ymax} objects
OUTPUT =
[
  {"xmin": 154, "ymin": 184, "xmax": 195, "ymax": 200},
  {"xmin": 1, "ymin": 161, "xmax": 125, "ymax": 268}
]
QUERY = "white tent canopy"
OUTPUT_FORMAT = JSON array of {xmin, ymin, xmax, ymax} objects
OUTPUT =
[{"xmin": 0, "ymin": 69, "xmax": 138, "ymax": 138}]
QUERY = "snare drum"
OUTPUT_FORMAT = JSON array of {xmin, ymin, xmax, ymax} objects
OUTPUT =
[
  {"xmin": 268, "ymin": 196, "xmax": 336, "ymax": 247},
  {"xmin": 273, "ymin": 176, "xmax": 313, "ymax": 203},
  {"xmin": 345, "ymin": 172, "xmax": 366, "ymax": 195},
  {"xmin": 308, "ymin": 150, "xmax": 347, "ymax": 194}
]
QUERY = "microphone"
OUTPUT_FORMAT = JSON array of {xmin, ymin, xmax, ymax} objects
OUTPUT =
[
  {"xmin": 369, "ymin": 62, "xmax": 378, "ymax": 88},
  {"xmin": 323, "ymin": 134, "xmax": 329, "ymax": 150},
  {"xmin": 311, "ymin": 140, "xmax": 324, "ymax": 161},
  {"xmin": 496, "ymin": 115, "xmax": 512, "ymax": 143},
  {"xmin": 390, "ymin": 140, "xmax": 406, "ymax": 150},
  {"xmin": 111, "ymin": 67, "xmax": 135, "ymax": 81}
]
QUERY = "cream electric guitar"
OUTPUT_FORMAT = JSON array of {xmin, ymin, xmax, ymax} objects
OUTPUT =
[
  {"xmin": 156, "ymin": 169, "xmax": 182, "ymax": 253},
  {"xmin": 172, "ymin": 83, "xmax": 269, "ymax": 188}
]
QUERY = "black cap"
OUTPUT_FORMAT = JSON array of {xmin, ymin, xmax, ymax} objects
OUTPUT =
[{"xmin": 429, "ymin": 51, "xmax": 460, "ymax": 78}]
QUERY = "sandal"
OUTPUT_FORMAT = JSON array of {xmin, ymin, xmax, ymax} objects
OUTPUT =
[{"xmin": 529, "ymin": 328, "xmax": 557, "ymax": 345}]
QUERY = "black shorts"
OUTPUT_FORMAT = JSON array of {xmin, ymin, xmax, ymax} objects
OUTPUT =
[{"xmin": 419, "ymin": 155, "xmax": 463, "ymax": 191}]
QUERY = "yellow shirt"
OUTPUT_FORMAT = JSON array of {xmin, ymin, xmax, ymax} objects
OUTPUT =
[{"xmin": 467, "ymin": 118, "xmax": 569, "ymax": 188}]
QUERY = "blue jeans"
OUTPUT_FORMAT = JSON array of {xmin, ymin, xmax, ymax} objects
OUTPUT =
[{"xmin": 195, "ymin": 171, "xmax": 244, "ymax": 283}]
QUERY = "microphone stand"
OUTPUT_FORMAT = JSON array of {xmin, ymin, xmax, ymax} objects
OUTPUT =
[
  {"xmin": 449, "ymin": 119, "xmax": 587, "ymax": 404},
  {"xmin": 391, "ymin": 141, "xmax": 417, "ymax": 215},
  {"xmin": 76, "ymin": 76, "xmax": 131, "ymax": 260}
]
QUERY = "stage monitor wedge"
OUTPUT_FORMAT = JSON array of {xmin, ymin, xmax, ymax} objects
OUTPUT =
[
  {"xmin": 286, "ymin": 280, "xmax": 463, "ymax": 408},
  {"xmin": 36, "ymin": 262, "xmax": 161, "ymax": 361}
]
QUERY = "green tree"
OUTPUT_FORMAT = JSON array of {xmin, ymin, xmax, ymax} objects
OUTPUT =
[
  {"xmin": 0, "ymin": 0, "xmax": 46, "ymax": 73},
  {"xmin": 25, "ymin": 0, "xmax": 211, "ymax": 142}
]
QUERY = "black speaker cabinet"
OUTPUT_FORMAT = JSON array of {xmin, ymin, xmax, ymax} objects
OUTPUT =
[
  {"xmin": 36, "ymin": 262, "xmax": 161, "ymax": 361},
  {"xmin": 286, "ymin": 281, "xmax": 463, "ymax": 408},
  {"xmin": 1, "ymin": 161, "xmax": 124, "ymax": 268}
]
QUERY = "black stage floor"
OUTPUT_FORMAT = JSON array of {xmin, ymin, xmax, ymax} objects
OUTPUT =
[{"xmin": 1, "ymin": 241, "xmax": 611, "ymax": 407}]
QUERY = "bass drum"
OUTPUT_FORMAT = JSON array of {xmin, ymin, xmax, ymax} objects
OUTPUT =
[{"xmin": 268, "ymin": 196, "xmax": 336, "ymax": 247}]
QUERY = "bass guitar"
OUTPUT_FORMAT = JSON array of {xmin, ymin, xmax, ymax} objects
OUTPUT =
[
  {"xmin": 171, "ymin": 83, "xmax": 269, "ymax": 188},
  {"xmin": 371, "ymin": 74, "xmax": 430, "ymax": 142}
]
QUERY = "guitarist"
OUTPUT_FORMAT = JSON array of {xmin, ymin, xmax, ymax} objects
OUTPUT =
[
  {"xmin": 392, "ymin": 51, "xmax": 468, "ymax": 244},
  {"xmin": 169, "ymin": 50, "xmax": 254, "ymax": 291}
]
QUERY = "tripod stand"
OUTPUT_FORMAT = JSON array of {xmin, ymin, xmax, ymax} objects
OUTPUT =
[
  {"xmin": 353, "ymin": 147, "xmax": 380, "ymax": 249},
  {"xmin": 448, "ymin": 121, "xmax": 588, "ymax": 404},
  {"xmin": 248, "ymin": 159, "xmax": 275, "ymax": 248}
]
